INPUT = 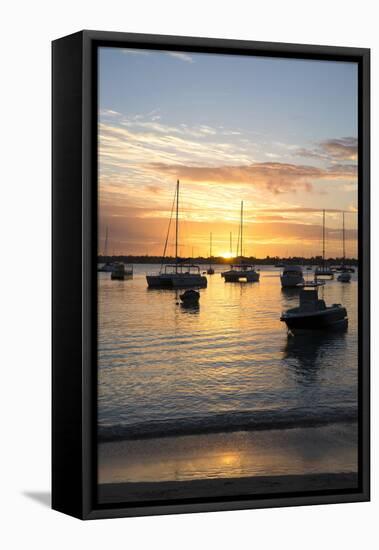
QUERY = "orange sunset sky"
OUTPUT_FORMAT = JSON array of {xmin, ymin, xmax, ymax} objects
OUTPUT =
[{"xmin": 98, "ymin": 48, "xmax": 358, "ymax": 259}]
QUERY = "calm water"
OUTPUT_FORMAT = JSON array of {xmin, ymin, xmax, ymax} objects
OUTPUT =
[{"xmin": 98, "ymin": 264, "xmax": 358, "ymax": 440}]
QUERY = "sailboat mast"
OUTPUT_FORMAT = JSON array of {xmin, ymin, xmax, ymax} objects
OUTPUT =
[
  {"xmin": 230, "ymin": 232, "xmax": 232, "ymax": 256},
  {"xmin": 175, "ymin": 180, "xmax": 179, "ymax": 273},
  {"xmin": 342, "ymin": 211, "xmax": 345, "ymax": 261},
  {"xmin": 322, "ymin": 209, "xmax": 325, "ymax": 267},
  {"xmin": 240, "ymin": 201, "xmax": 243, "ymax": 258},
  {"xmin": 104, "ymin": 225, "xmax": 109, "ymax": 257},
  {"xmin": 210, "ymin": 232, "xmax": 212, "ymax": 258}
]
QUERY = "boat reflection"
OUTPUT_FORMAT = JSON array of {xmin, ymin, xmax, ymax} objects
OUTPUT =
[
  {"xmin": 281, "ymin": 286, "xmax": 301, "ymax": 296},
  {"xmin": 282, "ymin": 332, "xmax": 347, "ymax": 383},
  {"xmin": 179, "ymin": 302, "xmax": 200, "ymax": 314}
]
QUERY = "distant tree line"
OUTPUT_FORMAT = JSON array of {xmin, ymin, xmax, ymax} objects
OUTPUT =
[{"xmin": 98, "ymin": 254, "xmax": 358, "ymax": 266}]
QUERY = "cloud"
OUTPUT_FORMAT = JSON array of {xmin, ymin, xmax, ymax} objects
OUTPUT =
[
  {"xmin": 100, "ymin": 109, "xmax": 122, "ymax": 117},
  {"xmin": 297, "ymin": 137, "xmax": 358, "ymax": 162},
  {"xmin": 259, "ymin": 207, "xmax": 350, "ymax": 214},
  {"xmin": 146, "ymin": 161, "xmax": 357, "ymax": 195},
  {"xmin": 166, "ymin": 52, "xmax": 194, "ymax": 63},
  {"xmin": 122, "ymin": 48, "xmax": 150, "ymax": 56},
  {"xmin": 120, "ymin": 49, "xmax": 195, "ymax": 64},
  {"xmin": 98, "ymin": 121, "xmax": 255, "ymax": 174},
  {"xmin": 145, "ymin": 185, "xmax": 162, "ymax": 194}
]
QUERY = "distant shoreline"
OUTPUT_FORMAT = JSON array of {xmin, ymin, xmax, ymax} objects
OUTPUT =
[
  {"xmin": 98, "ymin": 256, "xmax": 358, "ymax": 266},
  {"xmin": 98, "ymin": 472, "xmax": 358, "ymax": 504}
]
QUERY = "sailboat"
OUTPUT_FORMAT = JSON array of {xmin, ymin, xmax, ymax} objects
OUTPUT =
[
  {"xmin": 98, "ymin": 226, "xmax": 118, "ymax": 272},
  {"xmin": 337, "ymin": 212, "xmax": 351, "ymax": 282},
  {"xmin": 315, "ymin": 210, "xmax": 334, "ymax": 279},
  {"xmin": 222, "ymin": 201, "xmax": 259, "ymax": 282},
  {"xmin": 146, "ymin": 180, "xmax": 207, "ymax": 289},
  {"xmin": 207, "ymin": 233, "xmax": 215, "ymax": 275}
]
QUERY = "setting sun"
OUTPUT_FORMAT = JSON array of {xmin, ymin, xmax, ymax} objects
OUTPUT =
[{"xmin": 220, "ymin": 251, "xmax": 234, "ymax": 259}]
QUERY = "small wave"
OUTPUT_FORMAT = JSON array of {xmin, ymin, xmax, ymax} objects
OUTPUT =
[{"xmin": 98, "ymin": 406, "xmax": 357, "ymax": 442}]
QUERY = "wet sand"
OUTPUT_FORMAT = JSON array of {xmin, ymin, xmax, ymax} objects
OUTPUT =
[
  {"xmin": 98, "ymin": 472, "xmax": 358, "ymax": 504},
  {"xmin": 99, "ymin": 423, "xmax": 357, "ymax": 481}
]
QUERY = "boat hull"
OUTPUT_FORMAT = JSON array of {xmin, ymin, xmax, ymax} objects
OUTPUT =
[
  {"xmin": 111, "ymin": 272, "xmax": 133, "ymax": 280},
  {"xmin": 98, "ymin": 263, "xmax": 117, "ymax": 273},
  {"xmin": 337, "ymin": 273, "xmax": 351, "ymax": 283},
  {"xmin": 281, "ymin": 307, "xmax": 348, "ymax": 333},
  {"xmin": 315, "ymin": 269, "xmax": 334, "ymax": 280},
  {"xmin": 280, "ymin": 275, "xmax": 304, "ymax": 288},
  {"xmin": 146, "ymin": 274, "xmax": 207, "ymax": 289},
  {"xmin": 224, "ymin": 271, "xmax": 260, "ymax": 282},
  {"xmin": 179, "ymin": 290, "xmax": 200, "ymax": 305}
]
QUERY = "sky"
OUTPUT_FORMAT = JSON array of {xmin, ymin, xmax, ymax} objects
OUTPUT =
[{"xmin": 98, "ymin": 47, "xmax": 358, "ymax": 259}]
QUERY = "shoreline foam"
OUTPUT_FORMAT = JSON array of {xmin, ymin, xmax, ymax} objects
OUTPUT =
[{"xmin": 98, "ymin": 407, "xmax": 358, "ymax": 442}]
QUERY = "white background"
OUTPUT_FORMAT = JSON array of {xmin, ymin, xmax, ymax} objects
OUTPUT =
[{"xmin": 1, "ymin": 0, "xmax": 376, "ymax": 548}]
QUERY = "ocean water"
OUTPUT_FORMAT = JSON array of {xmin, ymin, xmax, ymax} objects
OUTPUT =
[{"xmin": 98, "ymin": 264, "xmax": 358, "ymax": 442}]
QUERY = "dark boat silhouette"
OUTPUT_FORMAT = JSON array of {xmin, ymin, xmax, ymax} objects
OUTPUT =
[
  {"xmin": 280, "ymin": 284, "xmax": 348, "ymax": 334},
  {"xmin": 179, "ymin": 289, "xmax": 200, "ymax": 305}
]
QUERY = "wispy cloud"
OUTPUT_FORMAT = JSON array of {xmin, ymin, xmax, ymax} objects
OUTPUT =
[
  {"xmin": 146, "ymin": 161, "xmax": 357, "ymax": 195},
  {"xmin": 122, "ymin": 48, "xmax": 150, "ymax": 56},
  {"xmin": 121, "ymin": 48, "xmax": 195, "ymax": 64},
  {"xmin": 98, "ymin": 120, "xmax": 255, "ymax": 174},
  {"xmin": 100, "ymin": 109, "xmax": 122, "ymax": 117},
  {"xmin": 166, "ymin": 51, "xmax": 194, "ymax": 63},
  {"xmin": 297, "ymin": 137, "xmax": 358, "ymax": 162}
]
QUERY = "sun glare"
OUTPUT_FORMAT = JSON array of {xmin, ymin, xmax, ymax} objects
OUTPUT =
[{"xmin": 221, "ymin": 252, "xmax": 234, "ymax": 259}]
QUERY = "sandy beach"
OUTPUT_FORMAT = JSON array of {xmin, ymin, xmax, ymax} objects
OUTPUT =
[{"xmin": 98, "ymin": 423, "xmax": 358, "ymax": 504}]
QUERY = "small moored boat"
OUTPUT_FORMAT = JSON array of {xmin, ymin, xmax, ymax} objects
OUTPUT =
[
  {"xmin": 337, "ymin": 270, "xmax": 351, "ymax": 283},
  {"xmin": 98, "ymin": 261, "xmax": 118, "ymax": 273},
  {"xmin": 111, "ymin": 263, "xmax": 133, "ymax": 280},
  {"xmin": 207, "ymin": 233, "xmax": 215, "ymax": 274},
  {"xmin": 179, "ymin": 289, "xmax": 200, "ymax": 305}
]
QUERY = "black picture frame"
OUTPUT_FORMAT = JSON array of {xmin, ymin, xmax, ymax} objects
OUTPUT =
[{"xmin": 52, "ymin": 30, "xmax": 370, "ymax": 520}]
